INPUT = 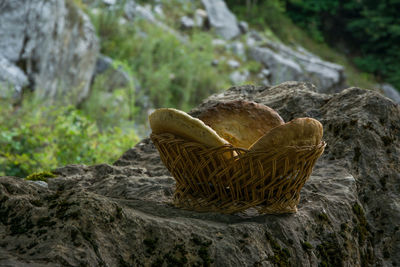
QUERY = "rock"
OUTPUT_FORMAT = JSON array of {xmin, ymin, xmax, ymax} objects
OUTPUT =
[
  {"xmin": 0, "ymin": 55, "xmax": 29, "ymax": 99},
  {"xmin": 153, "ymin": 4, "xmax": 164, "ymax": 17},
  {"xmin": 92, "ymin": 55, "xmax": 132, "ymax": 91},
  {"xmin": 201, "ymin": 0, "xmax": 240, "ymax": 40},
  {"xmin": 103, "ymin": 0, "xmax": 116, "ymax": 5},
  {"xmin": 124, "ymin": 0, "xmax": 156, "ymax": 22},
  {"xmin": 229, "ymin": 70, "xmax": 249, "ymax": 84},
  {"xmin": 246, "ymin": 30, "xmax": 264, "ymax": 47},
  {"xmin": 211, "ymin": 39, "xmax": 227, "ymax": 47},
  {"xmin": 261, "ymin": 79, "xmax": 270, "ymax": 86},
  {"xmin": 1, "ymin": 82, "xmax": 399, "ymax": 266},
  {"xmin": 194, "ymin": 9, "xmax": 207, "ymax": 27},
  {"xmin": 228, "ymin": 42, "xmax": 246, "ymax": 58},
  {"xmin": 258, "ymin": 68, "xmax": 271, "ymax": 78},
  {"xmin": 27, "ymin": 180, "xmax": 48, "ymax": 188},
  {"xmin": 180, "ymin": 16, "xmax": 195, "ymax": 29},
  {"xmin": 124, "ymin": 0, "xmax": 187, "ymax": 43},
  {"xmin": 227, "ymin": 59, "xmax": 240, "ymax": 69},
  {"xmin": 238, "ymin": 21, "xmax": 249, "ymax": 34},
  {"xmin": 0, "ymin": 0, "xmax": 99, "ymax": 104},
  {"xmin": 379, "ymin": 83, "xmax": 400, "ymax": 104},
  {"xmin": 211, "ymin": 59, "xmax": 219, "ymax": 66},
  {"xmin": 249, "ymin": 41, "xmax": 346, "ymax": 94}
]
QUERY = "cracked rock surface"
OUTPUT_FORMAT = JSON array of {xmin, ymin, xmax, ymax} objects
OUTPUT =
[{"xmin": 1, "ymin": 82, "xmax": 399, "ymax": 266}]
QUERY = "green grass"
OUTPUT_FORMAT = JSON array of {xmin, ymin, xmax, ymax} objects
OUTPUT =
[{"xmin": 89, "ymin": 8, "xmax": 230, "ymax": 115}]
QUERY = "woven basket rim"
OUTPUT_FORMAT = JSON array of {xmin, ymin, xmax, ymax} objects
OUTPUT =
[{"xmin": 151, "ymin": 132, "xmax": 326, "ymax": 153}]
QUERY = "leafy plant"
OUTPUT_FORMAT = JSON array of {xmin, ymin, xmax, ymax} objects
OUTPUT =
[
  {"xmin": 89, "ymin": 9, "xmax": 230, "ymax": 113},
  {"xmin": 0, "ymin": 94, "xmax": 138, "ymax": 177}
]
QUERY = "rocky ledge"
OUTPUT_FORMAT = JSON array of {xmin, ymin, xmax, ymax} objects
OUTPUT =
[{"xmin": 1, "ymin": 82, "xmax": 399, "ymax": 266}]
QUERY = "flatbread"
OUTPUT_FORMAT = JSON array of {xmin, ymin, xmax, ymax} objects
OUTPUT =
[
  {"xmin": 198, "ymin": 100, "xmax": 284, "ymax": 149},
  {"xmin": 249, "ymin": 118, "xmax": 323, "ymax": 151},
  {"xmin": 149, "ymin": 108, "xmax": 229, "ymax": 147}
]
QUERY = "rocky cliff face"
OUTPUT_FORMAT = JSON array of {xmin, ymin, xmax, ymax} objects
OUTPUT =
[
  {"xmin": 0, "ymin": 0, "xmax": 98, "ymax": 104},
  {"xmin": 1, "ymin": 82, "xmax": 399, "ymax": 266}
]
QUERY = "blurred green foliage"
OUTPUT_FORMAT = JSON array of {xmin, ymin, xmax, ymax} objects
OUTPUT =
[
  {"xmin": 90, "ymin": 8, "xmax": 230, "ymax": 112},
  {"xmin": 283, "ymin": 0, "xmax": 400, "ymax": 89},
  {"xmin": 226, "ymin": 0, "xmax": 378, "ymax": 89},
  {"xmin": 0, "ymin": 95, "xmax": 138, "ymax": 177}
]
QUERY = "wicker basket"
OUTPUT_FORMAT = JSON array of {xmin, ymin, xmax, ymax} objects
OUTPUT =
[{"xmin": 151, "ymin": 132, "xmax": 325, "ymax": 214}]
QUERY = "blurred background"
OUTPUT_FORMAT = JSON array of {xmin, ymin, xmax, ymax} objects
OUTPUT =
[{"xmin": 1, "ymin": 0, "xmax": 399, "ymax": 178}]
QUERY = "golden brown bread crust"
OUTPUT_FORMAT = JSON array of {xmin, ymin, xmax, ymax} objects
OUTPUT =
[
  {"xmin": 249, "ymin": 117, "xmax": 323, "ymax": 151},
  {"xmin": 149, "ymin": 108, "xmax": 229, "ymax": 147},
  {"xmin": 197, "ymin": 100, "xmax": 285, "ymax": 149}
]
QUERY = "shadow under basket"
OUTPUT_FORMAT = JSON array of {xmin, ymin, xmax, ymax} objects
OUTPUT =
[{"xmin": 151, "ymin": 133, "xmax": 326, "ymax": 214}]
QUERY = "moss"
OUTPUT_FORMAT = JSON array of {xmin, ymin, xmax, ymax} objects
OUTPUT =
[
  {"xmin": 302, "ymin": 242, "xmax": 313, "ymax": 251},
  {"xmin": 118, "ymin": 255, "xmax": 131, "ymax": 267},
  {"xmin": 143, "ymin": 237, "xmax": 159, "ymax": 254},
  {"xmin": 316, "ymin": 240, "xmax": 343, "ymax": 267},
  {"xmin": 35, "ymin": 229, "xmax": 47, "ymax": 236},
  {"xmin": 10, "ymin": 217, "xmax": 34, "ymax": 235},
  {"xmin": 383, "ymin": 247, "xmax": 390, "ymax": 259},
  {"xmin": 353, "ymin": 147, "xmax": 361, "ymax": 162},
  {"xmin": 165, "ymin": 244, "xmax": 188, "ymax": 267},
  {"xmin": 36, "ymin": 217, "xmax": 56, "ymax": 228},
  {"xmin": 55, "ymin": 200, "xmax": 79, "ymax": 219},
  {"xmin": 352, "ymin": 203, "xmax": 368, "ymax": 244},
  {"xmin": 116, "ymin": 205, "xmax": 123, "ymax": 219},
  {"xmin": 151, "ymin": 258, "xmax": 164, "ymax": 267},
  {"xmin": 381, "ymin": 136, "xmax": 392, "ymax": 146},
  {"xmin": 25, "ymin": 171, "xmax": 56, "ymax": 182},
  {"xmin": 265, "ymin": 232, "xmax": 291, "ymax": 267},
  {"xmin": 164, "ymin": 250, "xmax": 188, "ymax": 267},
  {"xmin": 152, "ymin": 243, "xmax": 188, "ymax": 267},
  {"xmin": 191, "ymin": 235, "xmax": 213, "ymax": 267},
  {"xmin": 317, "ymin": 212, "xmax": 330, "ymax": 223},
  {"xmin": 27, "ymin": 241, "xmax": 38, "ymax": 249},
  {"xmin": 29, "ymin": 199, "xmax": 43, "ymax": 207},
  {"xmin": 71, "ymin": 228, "xmax": 79, "ymax": 242},
  {"xmin": 198, "ymin": 246, "xmax": 213, "ymax": 267}
]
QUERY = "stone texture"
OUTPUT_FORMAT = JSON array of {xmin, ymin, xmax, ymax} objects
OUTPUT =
[
  {"xmin": 1, "ymin": 82, "xmax": 399, "ymax": 266},
  {"xmin": 92, "ymin": 55, "xmax": 132, "ymax": 91},
  {"xmin": 229, "ymin": 70, "xmax": 249, "ymax": 85},
  {"xmin": 0, "ymin": 0, "xmax": 99, "ymax": 104},
  {"xmin": 249, "ymin": 41, "xmax": 346, "ymax": 94},
  {"xmin": 201, "ymin": 0, "xmax": 240, "ymax": 40},
  {"xmin": 238, "ymin": 21, "xmax": 249, "ymax": 34},
  {"xmin": 124, "ymin": 0, "xmax": 187, "ymax": 43},
  {"xmin": 0, "ymin": 55, "xmax": 29, "ymax": 99},
  {"xmin": 180, "ymin": 16, "xmax": 195, "ymax": 29},
  {"xmin": 380, "ymin": 83, "xmax": 400, "ymax": 104}
]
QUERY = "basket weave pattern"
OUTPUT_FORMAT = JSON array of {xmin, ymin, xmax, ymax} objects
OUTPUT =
[{"xmin": 151, "ymin": 133, "xmax": 325, "ymax": 214}]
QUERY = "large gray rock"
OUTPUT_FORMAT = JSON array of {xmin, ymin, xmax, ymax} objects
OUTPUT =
[
  {"xmin": 250, "ymin": 41, "xmax": 346, "ymax": 93},
  {"xmin": 201, "ymin": 0, "xmax": 240, "ymax": 40},
  {"xmin": 0, "ymin": 55, "xmax": 29, "ymax": 98},
  {"xmin": 0, "ymin": 0, "xmax": 99, "ymax": 104},
  {"xmin": 380, "ymin": 83, "xmax": 400, "ymax": 104},
  {"xmin": 124, "ymin": 0, "xmax": 187, "ymax": 43},
  {"xmin": 1, "ymin": 82, "xmax": 399, "ymax": 266}
]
